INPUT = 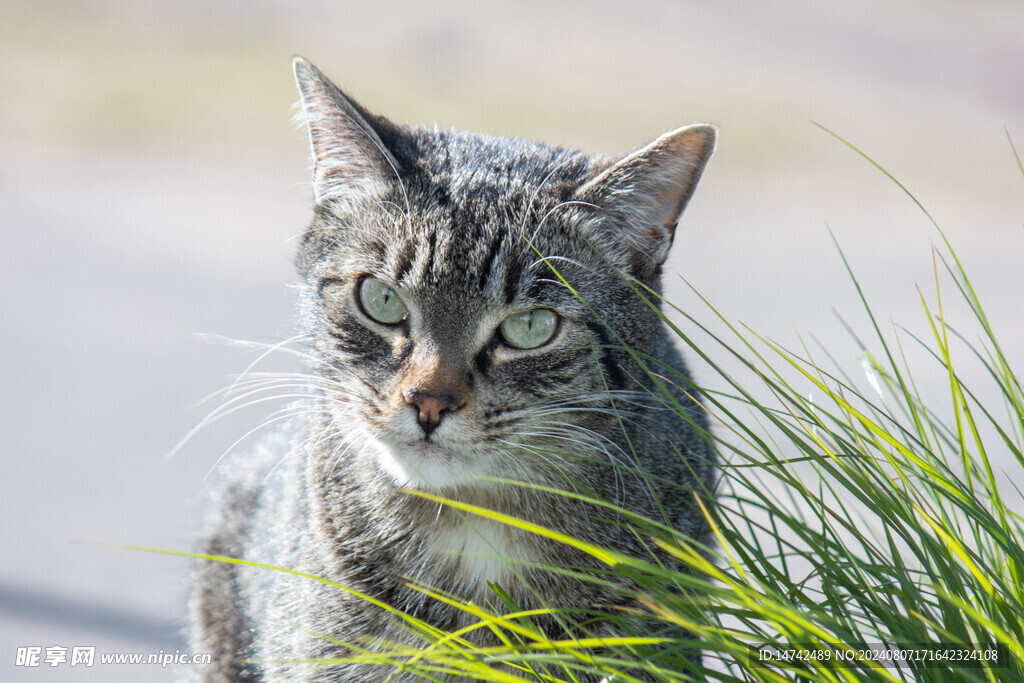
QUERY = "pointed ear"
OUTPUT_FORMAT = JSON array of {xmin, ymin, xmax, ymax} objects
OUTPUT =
[
  {"xmin": 292, "ymin": 56, "xmax": 401, "ymax": 206},
  {"xmin": 573, "ymin": 124, "xmax": 717, "ymax": 275}
]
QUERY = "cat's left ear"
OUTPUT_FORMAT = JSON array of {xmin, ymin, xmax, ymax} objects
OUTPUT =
[
  {"xmin": 292, "ymin": 56, "xmax": 401, "ymax": 207},
  {"xmin": 573, "ymin": 124, "xmax": 717, "ymax": 276}
]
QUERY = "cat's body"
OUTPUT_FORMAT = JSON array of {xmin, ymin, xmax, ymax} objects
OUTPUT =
[{"xmin": 191, "ymin": 58, "xmax": 717, "ymax": 681}]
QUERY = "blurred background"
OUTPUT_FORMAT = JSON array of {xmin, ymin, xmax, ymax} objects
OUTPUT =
[{"xmin": 2, "ymin": 0, "xmax": 1022, "ymax": 679}]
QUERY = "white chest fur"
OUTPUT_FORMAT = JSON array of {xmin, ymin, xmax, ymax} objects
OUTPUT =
[{"xmin": 427, "ymin": 520, "xmax": 531, "ymax": 586}]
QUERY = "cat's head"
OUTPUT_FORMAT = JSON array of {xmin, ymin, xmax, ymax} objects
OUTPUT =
[{"xmin": 292, "ymin": 57, "xmax": 715, "ymax": 492}]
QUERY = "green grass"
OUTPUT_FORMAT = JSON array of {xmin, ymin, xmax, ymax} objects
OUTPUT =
[{"xmin": 160, "ymin": 135, "xmax": 1023, "ymax": 681}]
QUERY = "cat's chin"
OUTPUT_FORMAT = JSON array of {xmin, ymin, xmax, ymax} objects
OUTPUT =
[{"xmin": 370, "ymin": 437, "xmax": 485, "ymax": 491}]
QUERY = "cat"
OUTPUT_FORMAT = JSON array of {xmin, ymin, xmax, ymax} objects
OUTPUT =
[{"xmin": 190, "ymin": 56, "xmax": 717, "ymax": 682}]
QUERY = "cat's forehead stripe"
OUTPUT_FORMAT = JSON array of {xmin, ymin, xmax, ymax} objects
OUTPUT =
[
  {"xmin": 502, "ymin": 258, "xmax": 522, "ymax": 306},
  {"xmin": 416, "ymin": 228, "xmax": 439, "ymax": 282},
  {"xmin": 476, "ymin": 230, "xmax": 506, "ymax": 293},
  {"xmin": 392, "ymin": 238, "xmax": 416, "ymax": 284}
]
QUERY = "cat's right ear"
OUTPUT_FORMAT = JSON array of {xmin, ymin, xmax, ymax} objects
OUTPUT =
[{"xmin": 292, "ymin": 57, "xmax": 400, "ymax": 206}]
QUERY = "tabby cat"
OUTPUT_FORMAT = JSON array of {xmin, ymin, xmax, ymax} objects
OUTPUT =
[{"xmin": 191, "ymin": 57, "xmax": 717, "ymax": 681}]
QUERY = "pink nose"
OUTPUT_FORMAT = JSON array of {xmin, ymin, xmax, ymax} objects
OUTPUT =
[{"xmin": 403, "ymin": 389, "xmax": 461, "ymax": 436}]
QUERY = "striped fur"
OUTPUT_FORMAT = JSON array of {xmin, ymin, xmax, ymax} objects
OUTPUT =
[{"xmin": 191, "ymin": 57, "xmax": 717, "ymax": 682}]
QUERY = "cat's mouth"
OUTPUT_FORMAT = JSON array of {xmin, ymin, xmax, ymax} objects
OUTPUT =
[
  {"xmin": 367, "ymin": 433, "xmax": 495, "ymax": 491},
  {"xmin": 402, "ymin": 440, "xmax": 448, "ymax": 460},
  {"xmin": 371, "ymin": 436, "xmax": 457, "ymax": 489}
]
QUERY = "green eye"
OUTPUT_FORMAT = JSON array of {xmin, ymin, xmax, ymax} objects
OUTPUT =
[
  {"xmin": 358, "ymin": 276, "xmax": 408, "ymax": 324},
  {"xmin": 499, "ymin": 309, "xmax": 559, "ymax": 349}
]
